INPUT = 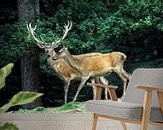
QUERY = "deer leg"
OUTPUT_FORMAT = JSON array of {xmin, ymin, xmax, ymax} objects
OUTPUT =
[
  {"xmin": 73, "ymin": 75, "xmax": 90, "ymax": 102},
  {"xmin": 116, "ymin": 72, "xmax": 128, "ymax": 96},
  {"xmin": 121, "ymin": 69, "xmax": 131, "ymax": 96},
  {"xmin": 64, "ymin": 80, "xmax": 71, "ymax": 104},
  {"xmin": 114, "ymin": 66, "xmax": 130, "ymax": 97},
  {"xmin": 121, "ymin": 69, "xmax": 131, "ymax": 79},
  {"xmin": 99, "ymin": 76, "xmax": 109, "ymax": 100}
]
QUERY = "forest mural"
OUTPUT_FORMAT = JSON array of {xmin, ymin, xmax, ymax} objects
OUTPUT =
[{"xmin": 0, "ymin": 0, "xmax": 163, "ymax": 109}]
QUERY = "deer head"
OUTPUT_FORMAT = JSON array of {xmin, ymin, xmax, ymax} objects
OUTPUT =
[
  {"xmin": 53, "ymin": 46, "xmax": 69, "ymax": 59},
  {"xmin": 27, "ymin": 21, "xmax": 72, "ymax": 58}
]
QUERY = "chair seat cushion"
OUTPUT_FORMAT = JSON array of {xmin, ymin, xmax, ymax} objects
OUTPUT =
[{"xmin": 86, "ymin": 100, "xmax": 163, "ymax": 122}]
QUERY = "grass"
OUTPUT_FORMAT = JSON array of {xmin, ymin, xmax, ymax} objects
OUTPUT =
[{"xmin": 14, "ymin": 102, "xmax": 87, "ymax": 113}]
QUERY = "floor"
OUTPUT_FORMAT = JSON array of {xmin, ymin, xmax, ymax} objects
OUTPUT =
[
  {"xmin": 0, "ymin": 113, "xmax": 128, "ymax": 130},
  {"xmin": 0, "ymin": 113, "xmax": 140, "ymax": 130}
]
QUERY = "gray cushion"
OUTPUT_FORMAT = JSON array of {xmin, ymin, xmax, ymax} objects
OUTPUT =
[{"xmin": 86, "ymin": 100, "xmax": 163, "ymax": 122}]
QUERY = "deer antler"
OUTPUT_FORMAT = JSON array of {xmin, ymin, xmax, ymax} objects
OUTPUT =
[
  {"xmin": 27, "ymin": 23, "xmax": 46, "ymax": 48},
  {"xmin": 54, "ymin": 21, "xmax": 72, "ymax": 46},
  {"xmin": 27, "ymin": 21, "xmax": 72, "ymax": 49}
]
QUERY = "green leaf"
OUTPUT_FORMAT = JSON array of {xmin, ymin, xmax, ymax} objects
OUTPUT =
[
  {"xmin": 0, "ymin": 103, "xmax": 11, "ymax": 114},
  {"xmin": 0, "ymin": 92, "xmax": 43, "ymax": 113},
  {"xmin": 10, "ymin": 92, "xmax": 43, "ymax": 106},
  {"xmin": 0, "ymin": 123, "xmax": 19, "ymax": 130},
  {"xmin": 0, "ymin": 63, "xmax": 14, "ymax": 89}
]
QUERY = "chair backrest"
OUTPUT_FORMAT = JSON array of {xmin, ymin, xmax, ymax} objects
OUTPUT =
[{"xmin": 123, "ymin": 68, "xmax": 163, "ymax": 107}]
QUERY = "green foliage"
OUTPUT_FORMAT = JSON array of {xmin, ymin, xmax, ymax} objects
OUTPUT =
[
  {"xmin": 0, "ymin": 123, "xmax": 19, "ymax": 130},
  {"xmin": 0, "ymin": 63, "xmax": 14, "ymax": 89},
  {"xmin": 0, "ymin": 23, "xmax": 36, "ymax": 66},
  {"xmin": 56, "ymin": 101, "xmax": 84, "ymax": 111},
  {"xmin": 0, "ymin": 1, "xmax": 162, "ymax": 66},
  {"xmin": 0, "ymin": 92, "xmax": 43, "ymax": 113},
  {"xmin": 96, "ymin": 3, "xmax": 163, "ymax": 40},
  {"xmin": 0, "ymin": 64, "xmax": 43, "ymax": 114},
  {"xmin": 16, "ymin": 102, "xmax": 86, "ymax": 113},
  {"xmin": 0, "ymin": 64, "xmax": 43, "ymax": 130},
  {"xmin": 46, "ymin": 1, "xmax": 163, "ymax": 54}
]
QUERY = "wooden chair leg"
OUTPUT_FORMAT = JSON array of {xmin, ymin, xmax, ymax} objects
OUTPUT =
[
  {"xmin": 94, "ymin": 87, "xmax": 102, "ymax": 100},
  {"xmin": 107, "ymin": 88, "xmax": 118, "ymax": 101},
  {"xmin": 92, "ymin": 113, "xmax": 98, "ymax": 130},
  {"xmin": 157, "ymin": 91, "xmax": 163, "ymax": 114},
  {"xmin": 141, "ymin": 90, "xmax": 152, "ymax": 130},
  {"xmin": 121, "ymin": 121, "xmax": 127, "ymax": 130}
]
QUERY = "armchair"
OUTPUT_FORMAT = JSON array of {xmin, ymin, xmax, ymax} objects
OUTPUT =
[{"xmin": 86, "ymin": 68, "xmax": 163, "ymax": 130}]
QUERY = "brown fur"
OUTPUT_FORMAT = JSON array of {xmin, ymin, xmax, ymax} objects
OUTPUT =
[
  {"xmin": 56, "ymin": 48, "xmax": 131, "ymax": 97},
  {"xmin": 62, "ymin": 51, "xmax": 127, "ymax": 77}
]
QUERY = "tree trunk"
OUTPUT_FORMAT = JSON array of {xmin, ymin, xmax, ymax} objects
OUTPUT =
[
  {"xmin": 17, "ymin": 0, "xmax": 40, "ymax": 23},
  {"xmin": 17, "ymin": 0, "xmax": 42, "ymax": 109}
]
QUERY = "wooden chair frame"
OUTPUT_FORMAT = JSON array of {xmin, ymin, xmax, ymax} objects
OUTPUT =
[{"xmin": 87, "ymin": 83, "xmax": 163, "ymax": 130}]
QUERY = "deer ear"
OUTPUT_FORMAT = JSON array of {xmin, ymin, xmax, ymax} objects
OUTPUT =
[
  {"xmin": 65, "ymin": 47, "xmax": 68, "ymax": 51},
  {"xmin": 62, "ymin": 45, "xmax": 67, "ymax": 49}
]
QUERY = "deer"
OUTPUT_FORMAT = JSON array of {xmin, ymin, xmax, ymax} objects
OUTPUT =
[
  {"xmin": 27, "ymin": 22, "xmax": 109, "ymax": 103},
  {"xmin": 55, "ymin": 47, "xmax": 131, "ymax": 99},
  {"xmin": 52, "ymin": 23, "xmax": 131, "ymax": 99}
]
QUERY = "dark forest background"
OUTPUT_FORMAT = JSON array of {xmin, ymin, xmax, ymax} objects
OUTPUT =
[{"xmin": 0, "ymin": 0, "xmax": 163, "ymax": 110}]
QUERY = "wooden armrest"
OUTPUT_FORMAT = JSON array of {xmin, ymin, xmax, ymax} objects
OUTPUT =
[
  {"xmin": 136, "ymin": 86, "xmax": 163, "ymax": 92},
  {"xmin": 87, "ymin": 83, "xmax": 117, "ymax": 89},
  {"xmin": 87, "ymin": 83, "xmax": 118, "ymax": 101}
]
